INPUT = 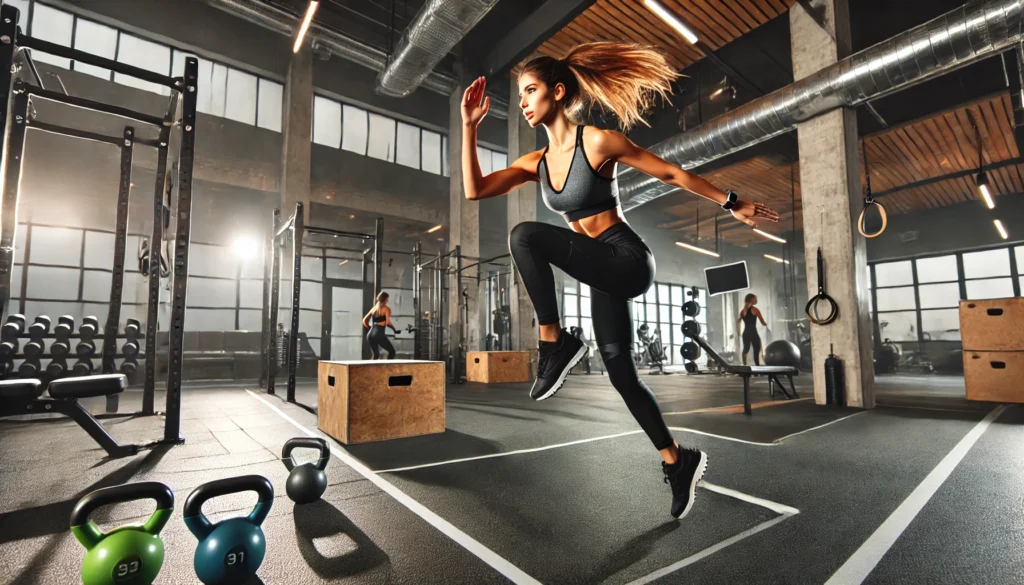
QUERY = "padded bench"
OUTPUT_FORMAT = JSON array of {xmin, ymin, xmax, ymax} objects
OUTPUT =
[
  {"xmin": 0, "ymin": 374, "xmax": 137, "ymax": 457},
  {"xmin": 692, "ymin": 335, "xmax": 799, "ymax": 415}
]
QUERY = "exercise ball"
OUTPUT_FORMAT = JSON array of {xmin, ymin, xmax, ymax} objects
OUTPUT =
[{"xmin": 764, "ymin": 340, "xmax": 801, "ymax": 368}]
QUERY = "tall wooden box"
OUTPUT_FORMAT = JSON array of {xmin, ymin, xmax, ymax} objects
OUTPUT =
[
  {"xmin": 959, "ymin": 298, "xmax": 1024, "ymax": 351},
  {"xmin": 466, "ymin": 351, "xmax": 532, "ymax": 383},
  {"xmin": 317, "ymin": 360, "xmax": 446, "ymax": 444},
  {"xmin": 963, "ymin": 351, "xmax": 1024, "ymax": 403}
]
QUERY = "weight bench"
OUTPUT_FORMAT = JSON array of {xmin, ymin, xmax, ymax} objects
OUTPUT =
[
  {"xmin": 0, "ymin": 374, "xmax": 138, "ymax": 457},
  {"xmin": 691, "ymin": 335, "xmax": 799, "ymax": 415}
]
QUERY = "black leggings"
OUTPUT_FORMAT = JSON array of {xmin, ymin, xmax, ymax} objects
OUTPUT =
[
  {"xmin": 367, "ymin": 325, "xmax": 395, "ymax": 359},
  {"xmin": 742, "ymin": 331, "xmax": 762, "ymax": 366},
  {"xmin": 509, "ymin": 221, "xmax": 674, "ymax": 451}
]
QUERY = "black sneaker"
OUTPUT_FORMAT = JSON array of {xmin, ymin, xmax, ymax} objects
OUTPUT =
[
  {"xmin": 662, "ymin": 447, "xmax": 708, "ymax": 519},
  {"xmin": 530, "ymin": 330, "xmax": 588, "ymax": 401}
]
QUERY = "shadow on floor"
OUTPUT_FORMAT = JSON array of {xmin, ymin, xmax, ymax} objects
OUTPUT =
[{"xmin": 294, "ymin": 499, "xmax": 389, "ymax": 579}]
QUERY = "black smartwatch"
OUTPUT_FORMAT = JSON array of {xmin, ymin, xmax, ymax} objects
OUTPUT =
[{"xmin": 721, "ymin": 190, "xmax": 738, "ymax": 211}]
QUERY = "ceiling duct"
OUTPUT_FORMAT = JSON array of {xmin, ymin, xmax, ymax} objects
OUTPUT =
[
  {"xmin": 618, "ymin": 0, "xmax": 1024, "ymax": 210},
  {"xmin": 377, "ymin": 0, "xmax": 500, "ymax": 98},
  {"xmin": 206, "ymin": 0, "xmax": 509, "ymax": 119}
]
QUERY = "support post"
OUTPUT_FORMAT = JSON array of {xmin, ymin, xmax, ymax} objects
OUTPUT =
[
  {"xmin": 792, "ymin": 0, "xmax": 874, "ymax": 408},
  {"xmin": 287, "ymin": 202, "xmax": 303, "ymax": 402},
  {"xmin": 102, "ymin": 127, "xmax": 134, "ymax": 376},
  {"xmin": 507, "ymin": 74, "xmax": 537, "ymax": 351},
  {"xmin": 0, "ymin": 83, "xmax": 27, "ymax": 337},
  {"xmin": 361, "ymin": 247, "xmax": 372, "ymax": 360},
  {"xmin": 267, "ymin": 209, "xmax": 281, "ymax": 394},
  {"xmin": 373, "ymin": 217, "xmax": 383, "ymax": 299}
]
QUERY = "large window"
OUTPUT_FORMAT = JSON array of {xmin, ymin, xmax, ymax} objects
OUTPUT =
[
  {"xmin": 17, "ymin": 1, "xmax": 283, "ymax": 132},
  {"xmin": 562, "ymin": 280, "xmax": 706, "ymax": 366},
  {"xmin": 870, "ymin": 245, "xmax": 1023, "ymax": 343}
]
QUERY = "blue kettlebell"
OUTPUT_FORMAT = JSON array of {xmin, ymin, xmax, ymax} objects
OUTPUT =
[
  {"xmin": 282, "ymin": 437, "xmax": 329, "ymax": 504},
  {"xmin": 184, "ymin": 475, "xmax": 274, "ymax": 585}
]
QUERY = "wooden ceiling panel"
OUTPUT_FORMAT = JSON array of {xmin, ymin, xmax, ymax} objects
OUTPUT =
[
  {"xmin": 654, "ymin": 93, "xmax": 1022, "ymax": 247},
  {"xmin": 533, "ymin": 0, "xmax": 796, "ymax": 70}
]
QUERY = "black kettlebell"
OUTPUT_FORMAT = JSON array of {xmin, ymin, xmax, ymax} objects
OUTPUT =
[
  {"xmin": 184, "ymin": 475, "xmax": 273, "ymax": 585},
  {"xmin": 282, "ymin": 437, "xmax": 329, "ymax": 504}
]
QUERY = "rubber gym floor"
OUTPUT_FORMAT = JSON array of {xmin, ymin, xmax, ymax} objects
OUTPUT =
[{"xmin": 0, "ymin": 371, "xmax": 1020, "ymax": 585}]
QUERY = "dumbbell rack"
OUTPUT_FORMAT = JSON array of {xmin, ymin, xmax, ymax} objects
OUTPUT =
[
  {"xmin": 1, "ymin": 315, "xmax": 143, "ymax": 384},
  {"xmin": 680, "ymin": 288, "xmax": 704, "ymax": 375}
]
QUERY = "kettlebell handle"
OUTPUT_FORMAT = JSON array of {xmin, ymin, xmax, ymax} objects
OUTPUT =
[
  {"xmin": 282, "ymin": 437, "xmax": 330, "ymax": 472},
  {"xmin": 183, "ymin": 475, "xmax": 274, "ymax": 540},
  {"xmin": 70, "ymin": 482, "xmax": 174, "ymax": 550}
]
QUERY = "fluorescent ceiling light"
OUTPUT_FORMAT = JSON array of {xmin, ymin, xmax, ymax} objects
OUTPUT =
[
  {"xmin": 427, "ymin": 225, "xmax": 443, "ymax": 234},
  {"xmin": 643, "ymin": 0, "xmax": 699, "ymax": 44},
  {"xmin": 293, "ymin": 1, "xmax": 319, "ymax": 54},
  {"xmin": 753, "ymin": 228, "xmax": 786, "ymax": 243},
  {"xmin": 994, "ymin": 219, "xmax": 1008, "ymax": 240},
  {"xmin": 675, "ymin": 241, "xmax": 719, "ymax": 258},
  {"xmin": 764, "ymin": 254, "xmax": 790, "ymax": 264},
  {"xmin": 979, "ymin": 184, "xmax": 994, "ymax": 209}
]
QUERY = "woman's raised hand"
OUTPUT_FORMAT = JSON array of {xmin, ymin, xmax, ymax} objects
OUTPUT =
[{"xmin": 461, "ymin": 76, "xmax": 490, "ymax": 127}]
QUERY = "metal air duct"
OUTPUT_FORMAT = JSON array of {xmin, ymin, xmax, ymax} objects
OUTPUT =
[
  {"xmin": 205, "ymin": 0, "xmax": 509, "ymax": 119},
  {"xmin": 618, "ymin": 0, "xmax": 1024, "ymax": 210},
  {"xmin": 376, "ymin": 0, "xmax": 500, "ymax": 98}
]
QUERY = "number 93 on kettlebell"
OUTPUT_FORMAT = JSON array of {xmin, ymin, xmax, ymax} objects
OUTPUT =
[
  {"xmin": 184, "ymin": 475, "xmax": 274, "ymax": 585},
  {"xmin": 282, "ymin": 436, "xmax": 330, "ymax": 504},
  {"xmin": 70, "ymin": 482, "xmax": 174, "ymax": 585}
]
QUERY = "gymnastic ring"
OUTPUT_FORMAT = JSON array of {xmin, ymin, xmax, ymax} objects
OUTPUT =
[
  {"xmin": 805, "ymin": 295, "xmax": 839, "ymax": 325},
  {"xmin": 858, "ymin": 200, "xmax": 887, "ymax": 239}
]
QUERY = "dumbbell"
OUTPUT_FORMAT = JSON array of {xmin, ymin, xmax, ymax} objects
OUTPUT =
[
  {"xmin": 122, "ymin": 318, "xmax": 140, "ymax": 359},
  {"xmin": 24, "ymin": 316, "xmax": 51, "ymax": 359},
  {"xmin": 119, "ymin": 360, "xmax": 137, "ymax": 375},
  {"xmin": 0, "ymin": 315, "xmax": 22, "ymax": 374},
  {"xmin": 46, "ymin": 358, "xmax": 67, "ymax": 378},
  {"xmin": 77, "ymin": 316, "xmax": 99, "ymax": 359},
  {"xmin": 73, "ymin": 358, "xmax": 95, "ymax": 377},
  {"xmin": 52, "ymin": 316, "xmax": 74, "ymax": 360}
]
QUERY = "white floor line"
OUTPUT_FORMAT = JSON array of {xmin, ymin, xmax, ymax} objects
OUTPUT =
[
  {"xmin": 622, "ymin": 513, "xmax": 796, "ymax": 585},
  {"xmin": 245, "ymin": 390, "xmax": 541, "ymax": 585},
  {"xmin": 699, "ymin": 481, "xmax": 801, "ymax": 516},
  {"xmin": 774, "ymin": 411, "xmax": 868, "ymax": 443},
  {"xmin": 662, "ymin": 397, "xmax": 813, "ymax": 415},
  {"xmin": 877, "ymin": 403, "xmax": 987, "ymax": 414},
  {"xmin": 823, "ymin": 405, "xmax": 1007, "ymax": 585},
  {"xmin": 375, "ymin": 430, "xmax": 646, "ymax": 473},
  {"xmin": 666, "ymin": 426, "xmax": 778, "ymax": 447}
]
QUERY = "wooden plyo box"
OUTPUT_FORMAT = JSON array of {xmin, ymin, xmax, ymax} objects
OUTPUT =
[
  {"xmin": 959, "ymin": 298, "xmax": 1024, "ymax": 351},
  {"xmin": 963, "ymin": 351, "xmax": 1024, "ymax": 403},
  {"xmin": 317, "ymin": 360, "xmax": 446, "ymax": 444},
  {"xmin": 466, "ymin": 351, "xmax": 532, "ymax": 383}
]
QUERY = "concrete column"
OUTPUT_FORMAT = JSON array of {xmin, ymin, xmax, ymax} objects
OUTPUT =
[
  {"xmin": 507, "ymin": 76, "xmax": 538, "ymax": 350},
  {"xmin": 448, "ymin": 76, "xmax": 481, "ymax": 357},
  {"xmin": 791, "ymin": 0, "xmax": 874, "ymax": 408},
  {"xmin": 281, "ymin": 46, "xmax": 313, "ymax": 221}
]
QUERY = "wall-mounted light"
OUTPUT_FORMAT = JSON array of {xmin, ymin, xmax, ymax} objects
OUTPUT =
[
  {"xmin": 427, "ymin": 225, "xmax": 443, "ymax": 234},
  {"xmin": 753, "ymin": 228, "xmax": 786, "ymax": 243},
  {"xmin": 232, "ymin": 236, "xmax": 260, "ymax": 260},
  {"xmin": 976, "ymin": 170, "xmax": 995, "ymax": 209},
  {"xmin": 764, "ymin": 254, "xmax": 790, "ymax": 264},
  {"xmin": 293, "ymin": 1, "xmax": 319, "ymax": 54},
  {"xmin": 675, "ymin": 241, "xmax": 719, "ymax": 258},
  {"xmin": 643, "ymin": 0, "xmax": 698, "ymax": 44},
  {"xmin": 994, "ymin": 219, "xmax": 1008, "ymax": 240}
]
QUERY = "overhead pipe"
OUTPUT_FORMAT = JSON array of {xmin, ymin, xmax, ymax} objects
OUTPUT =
[
  {"xmin": 205, "ymin": 0, "xmax": 509, "ymax": 119},
  {"xmin": 617, "ymin": 0, "xmax": 1024, "ymax": 210},
  {"xmin": 377, "ymin": 0, "xmax": 500, "ymax": 98}
]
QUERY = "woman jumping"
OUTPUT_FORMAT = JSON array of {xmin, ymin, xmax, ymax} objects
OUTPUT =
[
  {"xmin": 460, "ymin": 42, "xmax": 779, "ymax": 519},
  {"xmin": 738, "ymin": 293, "xmax": 767, "ymax": 366},
  {"xmin": 362, "ymin": 291, "xmax": 399, "ymax": 360}
]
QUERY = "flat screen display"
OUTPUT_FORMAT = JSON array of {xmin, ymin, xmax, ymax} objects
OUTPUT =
[{"xmin": 704, "ymin": 261, "xmax": 750, "ymax": 296}]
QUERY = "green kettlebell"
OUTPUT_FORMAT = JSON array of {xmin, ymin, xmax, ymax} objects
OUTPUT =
[
  {"xmin": 282, "ymin": 437, "xmax": 329, "ymax": 504},
  {"xmin": 70, "ymin": 482, "xmax": 174, "ymax": 585},
  {"xmin": 184, "ymin": 475, "xmax": 274, "ymax": 585}
]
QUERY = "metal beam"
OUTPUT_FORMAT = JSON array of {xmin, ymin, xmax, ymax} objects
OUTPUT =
[
  {"xmin": 1009, "ymin": 43, "xmax": 1024, "ymax": 155},
  {"xmin": 481, "ymin": 0, "xmax": 596, "ymax": 78}
]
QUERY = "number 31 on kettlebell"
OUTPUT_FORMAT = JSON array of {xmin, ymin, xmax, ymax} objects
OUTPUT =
[
  {"xmin": 70, "ymin": 482, "xmax": 174, "ymax": 585},
  {"xmin": 184, "ymin": 475, "xmax": 274, "ymax": 585}
]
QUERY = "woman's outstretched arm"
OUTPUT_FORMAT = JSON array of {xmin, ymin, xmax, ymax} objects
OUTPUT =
[
  {"xmin": 460, "ymin": 77, "xmax": 537, "ymax": 201},
  {"xmin": 591, "ymin": 129, "xmax": 780, "ymax": 227}
]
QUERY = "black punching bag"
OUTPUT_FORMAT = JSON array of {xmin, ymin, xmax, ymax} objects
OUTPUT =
[{"xmin": 824, "ymin": 344, "xmax": 845, "ymax": 406}]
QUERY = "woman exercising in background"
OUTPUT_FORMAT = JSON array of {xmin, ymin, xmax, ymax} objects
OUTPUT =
[
  {"xmin": 738, "ymin": 293, "xmax": 767, "ymax": 366},
  {"xmin": 363, "ymin": 292, "xmax": 398, "ymax": 360}
]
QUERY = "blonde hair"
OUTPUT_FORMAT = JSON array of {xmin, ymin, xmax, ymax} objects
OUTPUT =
[
  {"xmin": 520, "ymin": 41, "xmax": 679, "ymax": 132},
  {"xmin": 369, "ymin": 291, "xmax": 389, "ymax": 316}
]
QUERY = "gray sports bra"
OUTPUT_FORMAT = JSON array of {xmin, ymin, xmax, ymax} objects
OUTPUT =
[{"xmin": 538, "ymin": 125, "xmax": 619, "ymax": 222}]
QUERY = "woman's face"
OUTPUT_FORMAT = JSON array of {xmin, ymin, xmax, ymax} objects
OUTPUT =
[
  {"xmin": 517, "ymin": 72, "xmax": 561, "ymax": 128},
  {"xmin": 381, "ymin": 296, "xmax": 389, "ymax": 307},
  {"xmin": 751, "ymin": 296, "xmax": 758, "ymax": 305}
]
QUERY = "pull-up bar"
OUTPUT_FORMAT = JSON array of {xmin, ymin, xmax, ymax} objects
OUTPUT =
[{"xmin": 18, "ymin": 33, "xmax": 181, "ymax": 90}]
